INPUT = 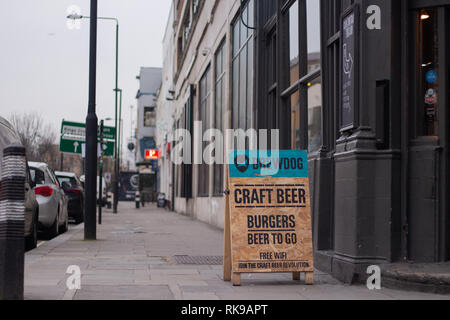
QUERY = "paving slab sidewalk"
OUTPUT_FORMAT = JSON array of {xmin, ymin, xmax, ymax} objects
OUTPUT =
[{"xmin": 24, "ymin": 203, "xmax": 450, "ymax": 300}]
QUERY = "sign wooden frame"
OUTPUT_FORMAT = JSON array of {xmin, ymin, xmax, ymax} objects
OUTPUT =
[{"xmin": 223, "ymin": 151, "xmax": 314, "ymax": 286}]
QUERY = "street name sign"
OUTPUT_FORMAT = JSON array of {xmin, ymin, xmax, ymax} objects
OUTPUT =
[
  {"xmin": 61, "ymin": 120, "xmax": 116, "ymax": 140},
  {"xmin": 60, "ymin": 121, "xmax": 115, "ymax": 157},
  {"xmin": 223, "ymin": 150, "xmax": 314, "ymax": 286}
]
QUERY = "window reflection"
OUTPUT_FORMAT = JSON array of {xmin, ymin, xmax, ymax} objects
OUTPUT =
[
  {"xmin": 307, "ymin": 0, "xmax": 322, "ymax": 153},
  {"xmin": 308, "ymin": 76, "xmax": 322, "ymax": 153},
  {"xmin": 289, "ymin": 1, "xmax": 299, "ymax": 85},
  {"xmin": 307, "ymin": 0, "xmax": 321, "ymax": 56}
]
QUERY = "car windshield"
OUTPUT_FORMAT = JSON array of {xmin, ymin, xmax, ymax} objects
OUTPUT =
[{"xmin": 57, "ymin": 176, "xmax": 78, "ymax": 188}]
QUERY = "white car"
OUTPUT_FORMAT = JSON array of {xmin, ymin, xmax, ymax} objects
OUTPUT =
[{"xmin": 29, "ymin": 162, "xmax": 69, "ymax": 238}]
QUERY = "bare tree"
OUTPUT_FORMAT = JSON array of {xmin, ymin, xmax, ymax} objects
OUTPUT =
[{"xmin": 10, "ymin": 112, "xmax": 57, "ymax": 164}]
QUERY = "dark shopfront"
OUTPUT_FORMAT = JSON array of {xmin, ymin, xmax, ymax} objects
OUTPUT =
[{"xmin": 253, "ymin": 0, "xmax": 449, "ymax": 283}]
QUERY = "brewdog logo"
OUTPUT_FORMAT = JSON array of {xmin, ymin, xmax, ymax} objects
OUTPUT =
[{"xmin": 229, "ymin": 150, "xmax": 309, "ymax": 178}]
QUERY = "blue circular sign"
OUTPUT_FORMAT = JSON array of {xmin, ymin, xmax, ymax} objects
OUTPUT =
[{"xmin": 426, "ymin": 70, "xmax": 437, "ymax": 84}]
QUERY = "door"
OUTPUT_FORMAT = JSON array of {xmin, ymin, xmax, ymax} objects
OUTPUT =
[{"xmin": 407, "ymin": 2, "xmax": 449, "ymax": 262}]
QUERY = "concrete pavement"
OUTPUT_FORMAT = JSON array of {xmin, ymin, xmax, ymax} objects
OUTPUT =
[{"xmin": 24, "ymin": 202, "xmax": 450, "ymax": 300}]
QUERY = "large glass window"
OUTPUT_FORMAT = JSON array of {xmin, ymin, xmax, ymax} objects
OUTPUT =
[
  {"xmin": 198, "ymin": 66, "xmax": 211, "ymax": 197},
  {"xmin": 416, "ymin": 8, "xmax": 439, "ymax": 136},
  {"xmin": 306, "ymin": 0, "xmax": 322, "ymax": 153},
  {"xmin": 214, "ymin": 41, "xmax": 225, "ymax": 196},
  {"xmin": 285, "ymin": 0, "xmax": 322, "ymax": 153},
  {"xmin": 289, "ymin": 1, "xmax": 300, "ymax": 86},
  {"xmin": 232, "ymin": 0, "xmax": 254, "ymax": 131}
]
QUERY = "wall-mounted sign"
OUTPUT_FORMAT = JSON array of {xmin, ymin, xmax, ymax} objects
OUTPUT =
[
  {"xmin": 425, "ymin": 70, "xmax": 437, "ymax": 84},
  {"xmin": 340, "ymin": 5, "xmax": 360, "ymax": 131},
  {"xmin": 223, "ymin": 150, "xmax": 314, "ymax": 286},
  {"xmin": 425, "ymin": 89, "xmax": 437, "ymax": 105},
  {"xmin": 145, "ymin": 149, "xmax": 159, "ymax": 160}
]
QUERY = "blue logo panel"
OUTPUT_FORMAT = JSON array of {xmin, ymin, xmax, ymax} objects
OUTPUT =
[
  {"xmin": 426, "ymin": 70, "xmax": 437, "ymax": 84},
  {"xmin": 229, "ymin": 150, "xmax": 309, "ymax": 178}
]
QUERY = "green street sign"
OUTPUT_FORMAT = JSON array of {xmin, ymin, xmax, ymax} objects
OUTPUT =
[
  {"xmin": 60, "ymin": 120, "xmax": 116, "ymax": 157},
  {"xmin": 102, "ymin": 126, "xmax": 116, "ymax": 141},
  {"xmin": 60, "ymin": 137, "xmax": 84, "ymax": 155},
  {"xmin": 60, "ymin": 120, "xmax": 116, "ymax": 141},
  {"xmin": 59, "ymin": 137, "xmax": 115, "ymax": 157},
  {"xmin": 100, "ymin": 140, "xmax": 115, "ymax": 157}
]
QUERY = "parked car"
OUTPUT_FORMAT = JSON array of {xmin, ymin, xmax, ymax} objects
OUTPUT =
[
  {"xmin": 55, "ymin": 171, "xmax": 84, "ymax": 224},
  {"xmin": 80, "ymin": 175, "xmax": 109, "ymax": 207},
  {"xmin": 29, "ymin": 162, "xmax": 69, "ymax": 238},
  {"xmin": 0, "ymin": 116, "xmax": 39, "ymax": 250}
]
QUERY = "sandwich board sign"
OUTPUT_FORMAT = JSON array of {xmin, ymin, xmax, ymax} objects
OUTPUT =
[{"xmin": 223, "ymin": 150, "xmax": 314, "ymax": 286}]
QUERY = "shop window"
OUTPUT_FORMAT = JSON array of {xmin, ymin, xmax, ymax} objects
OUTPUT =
[
  {"xmin": 308, "ymin": 76, "xmax": 322, "ymax": 153},
  {"xmin": 178, "ymin": 86, "xmax": 194, "ymax": 199},
  {"xmin": 280, "ymin": 0, "xmax": 322, "ymax": 152},
  {"xmin": 198, "ymin": 66, "xmax": 211, "ymax": 197},
  {"xmin": 214, "ymin": 41, "xmax": 226, "ymax": 196},
  {"xmin": 306, "ymin": 0, "xmax": 322, "ymax": 153},
  {"xmin": 232, "ymin": 0, "xmax": 254, "ymax": 131},
  {"xmin": 289, "ymin": 1, "xmax": 300, "ymax": 86}
]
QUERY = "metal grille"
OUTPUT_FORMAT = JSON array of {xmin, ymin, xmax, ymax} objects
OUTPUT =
[{"xmin": 171, "ymin": 255, "xmax": 223, "ymax": 265}]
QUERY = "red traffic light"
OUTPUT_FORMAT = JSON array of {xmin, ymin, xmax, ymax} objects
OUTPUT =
[{"xmin": 145, "ymin": 149, "xmax": 159, "ymax": 160}]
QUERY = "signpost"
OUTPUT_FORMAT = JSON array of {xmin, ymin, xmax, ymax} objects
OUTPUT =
[
  {"xmin": 59, "ymin": 120, "xmax": 115, "ymax": 157},
  {"xmin": 223, "ymin": 150, "xmax": 314, "ymax": 286}
]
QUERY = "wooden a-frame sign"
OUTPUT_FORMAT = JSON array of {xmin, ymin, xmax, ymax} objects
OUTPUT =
[{"xmin": 223, "ymin": 150, "xmax": 314, "ymax": 286}]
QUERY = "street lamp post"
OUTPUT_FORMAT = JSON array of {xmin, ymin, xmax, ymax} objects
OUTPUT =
[
  {"xmin": 67, "ymin": 12, "xmax": 120, "ymax": 214},
  {"xmin": 115, "ymin": 89, "xmax": 123, "ymax": 173},
  {"xmin": 84, "ymin": 0, "xmax": 98, "ymax": 240}
]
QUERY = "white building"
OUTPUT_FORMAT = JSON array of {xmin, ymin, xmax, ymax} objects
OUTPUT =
[
  {"xmin": 157, "ymin": 0, "xmax": 248, "ymax": 229},
  {"xmin": 135, "ymin": 67, "xmax": 162, "ymax": 165},
  {"xmin": 156, "ymin": 2, "xmax": 176, "ymax": 208}
]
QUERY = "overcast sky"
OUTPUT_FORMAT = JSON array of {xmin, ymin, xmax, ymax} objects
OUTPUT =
[{"xmin": 0, "ymin": 0, "xmax": 171, "ymax": 147}]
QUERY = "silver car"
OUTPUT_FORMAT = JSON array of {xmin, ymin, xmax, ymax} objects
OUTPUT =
[{"xmin": 29, "ymin": 162, "xmax": 69, "ymax": 238}]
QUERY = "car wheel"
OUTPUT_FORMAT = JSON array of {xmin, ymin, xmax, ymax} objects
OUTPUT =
[
  {"xmin": 25, "ymin": 214, "xmax": 38, "ymax": 251},
  {"xmin": 60, "ymin": 213, "xmax": 68, "ymax": 234}
]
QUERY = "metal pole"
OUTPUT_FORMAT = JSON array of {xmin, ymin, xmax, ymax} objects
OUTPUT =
[
  {"xmin": 113, "ymin": 22, "xmax": 119, "ymax": 214},
  {"xmin": 98, "ymin": 120, "xmax": 104, "ymax": 225},
  {"xmin": 84, "ymin": 0, "xmax": 98, "ymax": 240},
  {"xmin": 118, "ymin": 89, "xmax": 123, "ymax": 171}
]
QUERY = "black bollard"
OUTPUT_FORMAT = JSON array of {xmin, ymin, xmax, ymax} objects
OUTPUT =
[{"xmin": 0, "ymin": 144, "xmax": 26, "ymax": 300}]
